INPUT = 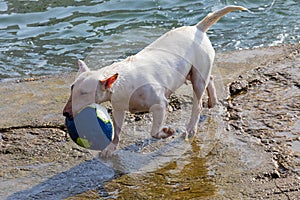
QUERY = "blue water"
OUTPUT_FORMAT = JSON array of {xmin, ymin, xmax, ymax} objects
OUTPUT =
[{"xmin": 0, "ymin": 0, "xmax": 299, "ymax": 79}]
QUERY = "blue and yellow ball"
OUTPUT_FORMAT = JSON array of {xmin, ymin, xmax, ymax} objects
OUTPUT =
[{"xmin": 65, "ymin": 103, "xmax": 114, "ymax": 150}]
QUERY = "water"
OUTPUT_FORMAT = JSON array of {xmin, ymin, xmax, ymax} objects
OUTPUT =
[{"xmin": 0, "ymin": 0, "xmax": 299, "ymax": 80}]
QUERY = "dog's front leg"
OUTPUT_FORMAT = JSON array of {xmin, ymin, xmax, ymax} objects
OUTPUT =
[
  {"xmin": 100, "ymin": 109, "xmax": 125, "ymax": 157},
  {"xmin": 150, "ymin": 102, "xmax": 174, "ymax": 139}
]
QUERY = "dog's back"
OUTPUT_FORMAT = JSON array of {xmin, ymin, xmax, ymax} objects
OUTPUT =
[{"xmin": 108, "ymin": 5, "xmax": 247, "ymax": 97}]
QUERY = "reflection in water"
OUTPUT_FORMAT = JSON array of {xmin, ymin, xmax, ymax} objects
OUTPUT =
[
  {"xmin": 67, "ymin": 140, "xmax": 216, "ymax": 199},
  {"xmin": 106, "ymin": 147, "xmax": 214, "ymax": 199}
]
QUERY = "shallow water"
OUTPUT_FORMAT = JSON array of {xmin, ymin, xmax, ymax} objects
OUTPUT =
[{"xmin": 0, "ymin": 0, "xmax": 299, "ymax": 79}]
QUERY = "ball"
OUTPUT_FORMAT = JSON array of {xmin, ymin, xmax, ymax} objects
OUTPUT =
[{"xmin": 65, "ymin": 103, "xmax": 114, "ymax": 150}]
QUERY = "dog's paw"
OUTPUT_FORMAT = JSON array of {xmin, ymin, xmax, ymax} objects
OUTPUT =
[
  {"xmin": 99, "ymin": 143, "xmax": 117, "ymax": 158},
  {"xmin": 208, "ymin": 98, "xmax": 218, "ymax": 109},
  {"xmin": 185, "ymin": 127, "xmax": 197, "ymax": 137},
  {"xmin": 181, "ymin": 129, "xmax": 196, "ymax": 142},
  {"xmin": 152, "ymin": 127, "xmax": 175, "ymax": 139}
]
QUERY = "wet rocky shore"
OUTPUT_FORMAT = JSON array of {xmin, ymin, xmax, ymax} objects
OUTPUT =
[{"xmin": 1, "ymin": 44, "xmax": 299, "ymax": 199}]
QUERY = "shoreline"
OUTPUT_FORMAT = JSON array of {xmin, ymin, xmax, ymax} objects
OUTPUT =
[
  {"xmin": 0, "ymin": 43, "xmax": 298, "ymax": 84},
  {"xmin": 1, "ymin": 43, "xmax": 299, "ymax": 199}
]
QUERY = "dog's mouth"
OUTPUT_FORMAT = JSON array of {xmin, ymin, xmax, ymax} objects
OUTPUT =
[{"xmin": 63, "ymin": 112, "xmax": 73, "ymax": 119}]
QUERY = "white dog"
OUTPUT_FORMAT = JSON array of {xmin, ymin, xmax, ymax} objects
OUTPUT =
[{"xmin": 63, "ymin": 6, "xmax": 247, "ymax": 157}]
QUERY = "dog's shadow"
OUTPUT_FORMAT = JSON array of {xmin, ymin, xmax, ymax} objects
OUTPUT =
[{"xmin": 6, "ymin": 130, "xmax": 194, "ymax": 200}]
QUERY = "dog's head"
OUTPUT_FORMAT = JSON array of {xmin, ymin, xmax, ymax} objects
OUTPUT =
[{"xmin": 63, "ymin": 60, "xmax": 118, "ymax": 119}]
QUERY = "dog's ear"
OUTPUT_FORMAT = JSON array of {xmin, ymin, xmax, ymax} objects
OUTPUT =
[
  {"xmin": 77, "ymin": 60, "xmax": 90, "ymax": 74},
  {"xmin": 100, "ymin": 73, "xmax": 118, "ymax": 89}
]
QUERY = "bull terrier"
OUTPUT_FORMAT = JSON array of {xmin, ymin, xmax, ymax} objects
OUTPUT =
[{"xmin": 63, "ymin": 5, "xmax": 247, "ymax": 157}]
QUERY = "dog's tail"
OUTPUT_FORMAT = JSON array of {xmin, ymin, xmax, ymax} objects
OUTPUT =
[{"xmin": 196, "ymin": 5, "xmax": 247, "ymax": 32}]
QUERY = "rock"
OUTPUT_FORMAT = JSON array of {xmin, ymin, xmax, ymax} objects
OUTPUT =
[{"xmin": 229, "ymin": 80, "xmax": 248, "ymax": 96}]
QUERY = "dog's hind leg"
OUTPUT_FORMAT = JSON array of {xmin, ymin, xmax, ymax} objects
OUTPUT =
[
  {"xmin": 186, "ymin": 66, "xmax": 207, "ymax": 136},
  {"xmin": 206, "ymin": 76, "xmax": 218, "ymax": 108}
]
